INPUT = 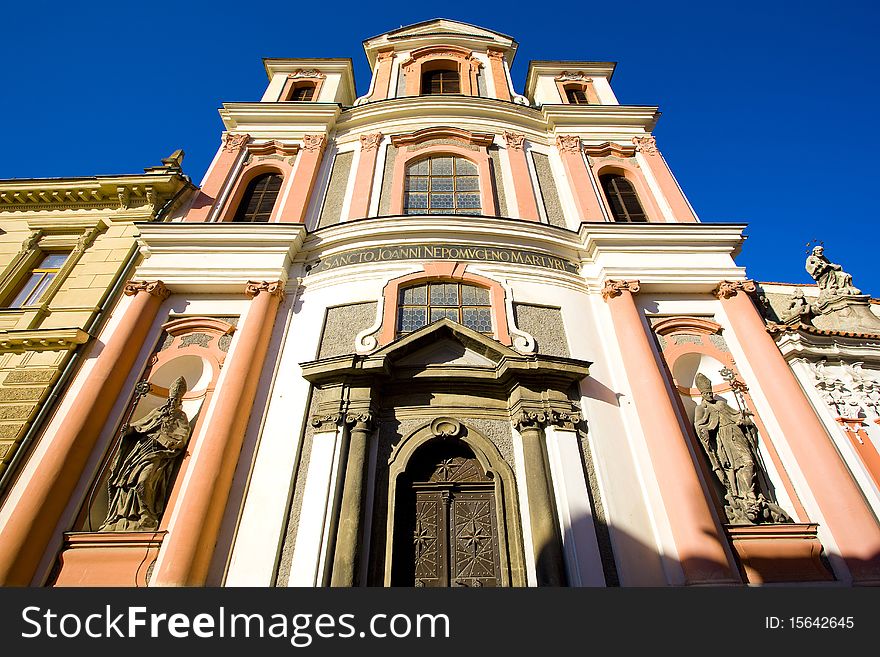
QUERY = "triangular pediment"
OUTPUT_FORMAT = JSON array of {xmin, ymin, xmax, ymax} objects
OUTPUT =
[
  {"xmin": 372, "ymin": 318, "xmax": 519, "ymax": 365},
  {"xmin": 383, "ymin": 19, "xmax": 514, "ymax": 42}
]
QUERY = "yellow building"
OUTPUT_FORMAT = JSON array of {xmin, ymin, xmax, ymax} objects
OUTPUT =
[{"xmin": 0, "ymin": 153, "xmax": 192, "ymax": 490}]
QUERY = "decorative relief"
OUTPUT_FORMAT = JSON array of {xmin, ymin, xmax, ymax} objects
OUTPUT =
[
  {"xmin": 222, "ymin": 133, "xmax": 250, "ymax": 152},
  {"xmin": 810, "ymin": 360, "xmax": 880, "ymax": 420},
  {"xmin": 359, "ymin": 133, "xmax": 383, "ymax": 151},
  {"xmin": 502, "ymin": 131, "xmax": 525, "ymax": 150},
  {"xmin": 16, "ymin": 231, "xmax": 42, "ymax": 257},
  {"xmin": 245, "ymin": 280, "xmax": 284, "ymax": 299},
  {"xmin": 178, "ymin": 333, "xmax": 213, "ymax": 349},
  {"xmin": 713, "ymin": 280, "xmax": 757, "ymax": 299},
  {"xmin": 555, "ymin": 135, "xmax": 582, "ymax": 153},
  {"xmin": 600, "ymin": 279, "xmax": 641, "ymax": 301},
  {"xmin": 555, "ymin": 71, "xmax": 592, "ymax": 82},
  {"xmin": 376, "ymin": 50, "xmax": 396, "ymax": 63},
  {"xmin": 289, "ymin": 69, "xmax": 326, "ymax": 80},
  {"xmin": 486, "ymin": 48, "xmax": 505, "ymax": 61},
  {"xmin": 303, "ymin": 134, "xmax": 327, "ymax": 152},
  {"xmin": 632, "ymin": 136, "xmax": 658, "ymax": 154},
  {"xmin": 430, "ymin": 417, "xmax": 462, "ymax": 438},
  {"xmin": 123, "ymin": 280, "xmax": 170, "ymax": 300},
  {"xmin": 117, "ymin": 186, "xmax": 130, "ymax": 210}
]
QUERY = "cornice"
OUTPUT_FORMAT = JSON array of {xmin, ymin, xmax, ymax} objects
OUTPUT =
[
  {"xmin": 219, "ymin": 103, "xmax": 342, "ymax": 134},
  {"xmin": 0, "ymin": 327, "xmax": 90, "ymax": 352},
  {"xmin": 0, "ymin": 173, "xmax": 190, "ymax": 215},
  {"xmin": 773, "ymin": 326, "xmax": 880, "ymax": 361},
  {"xmin": 542, "ymin": 104, "xmax": 661, "ymax": 132},
  {"xmin": 525, "ymin": 61, "xmax": 617, "ymax": 97}
]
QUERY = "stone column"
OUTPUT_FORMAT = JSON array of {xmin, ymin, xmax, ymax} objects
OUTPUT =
[
  {"xmin": 0, "ymin": 281, "xmax": 170, "ymax": 586},
  {"xmin": 152, "ymin": 280, "xmax": 283, "ymax": 586},
  {"xmin": 716, "ymin": 280, "xmax": 880, "ymax": 583},
  {"xmin": 602, "ymin": 279, "xmax": 738, "ymax": 585},
  {"xmin": 185, "ymin": 133, "xmax": 249, "ymax": 223},
  {"xmin": 516, "ymin": 413, "xmax": 566, "ymax": 586},
  {"xmin": 368, "ymin": 50, "xmax": 395, "ymax": 101},
  {"xmin": 347, "ymin": 134, "xmax": 383, "ymax": 221},
  {"xmin": 280, "ymin": 135, "xmax": 327, "ymax": 224},
  {"xmin": 486, "ymin": 48, "xmax": 511, "ymax": 101},
  {"xmin": 330, "ymin": 414, "xmax": 374, "ymax": 586},
  {"xmin": 556, "ymin": 136, "xmax": 607, "ymax": 222},
  {"xmin": 632, "ymin": 136, "xmax": 698, "ymax": 223},
  {"xmin": 503, "ymin": 132, "xmax": 540, "ymax": 221}
]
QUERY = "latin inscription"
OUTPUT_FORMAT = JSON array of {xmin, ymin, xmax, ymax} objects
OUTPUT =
[{"xmin": 305, "ymin": 244, "xmax": 578, "ymax": 274}]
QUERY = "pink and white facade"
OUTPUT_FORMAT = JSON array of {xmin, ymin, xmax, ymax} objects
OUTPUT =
[{"xmin": 1, "ymin": 19, "xmax": 878, "ymax": 588}]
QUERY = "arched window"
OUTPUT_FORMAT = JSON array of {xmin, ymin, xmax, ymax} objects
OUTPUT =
[
  {"xmin": 233, "ymin": 173, "xmax": 283, "ymax": 223},
  {"xmin": 600, "ymin": 174, "xmax": 648, "ymax": 222},
  {"xmin": 290, "ymin": 83, "xmax": 315, "ymax": 101},
  {"xmin": 565, "ymin": 86, "xmax": 589, "ymax": 104},
  {"xmin": 397, "ymin": 282, "xmax": 492, "ymax": 336},
  {"xmin": 404, "ymin": 156, "xmax": 481, "ymax": 215},
  {"xmin": 421, "ymin": 69, "xmax": 460, "ymax": 95}
]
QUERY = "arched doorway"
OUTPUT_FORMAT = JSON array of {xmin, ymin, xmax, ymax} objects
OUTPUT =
[{"xmin": 391, "ymin": 438, "xmax": 503, "ymax": 587}]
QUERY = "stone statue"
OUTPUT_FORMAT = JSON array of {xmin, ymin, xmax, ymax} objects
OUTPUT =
[
  {"xmin": 780, "ymin": 288, "xmax": 814, "ymax": 324},
  {"xmin": 692, "ymin": 373, "xmax": 791, "ymax": 525},
  {"xmin": 100, "ymin": 377, "xmax": 191, "ymax": 532},
  {"xmin": 805, "ymin": 245, "xmax": 860, "ymax": 303}
]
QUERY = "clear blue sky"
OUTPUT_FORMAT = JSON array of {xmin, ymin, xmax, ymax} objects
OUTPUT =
[{"xmin": 2, "ymin": 1, "xmax": 877, "ymax": 293}]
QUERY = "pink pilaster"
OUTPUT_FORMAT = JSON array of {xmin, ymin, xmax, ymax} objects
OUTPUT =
[
  {"xmin": 280, "ymin": 135, "xmax": 327, "ymax": 224},
  {"xmin": 487, "ymin": 49, "xmax": 511, "ymax": 101},
  {"xmin": 633, "ymin": 136, "xmax": 698, "ymax": 223},
  {"xmin": 347, "ymin": 133, "xmax": 383, "ymax": 220},
  {"xmin": 603, "ymin": 280, "xmax": 738, "ymax": 585},
  {"xmin": 503, "ymin": 132, "xmax": 540, "ymax": 221},
  {"xmin": 556, "ymin": 136, "xmax": 606, "ymax": 222},
  {"xmin": 368, "ymin": 50, "xmax": 396, "ymax": 101},
  {"xmin": 0, "ymin": 281, "xmax": 170, "ymax": 585},
  {"xmin": 837, "ymin": 418, "xmax": 880, "ymax": 490},
  {"xmin": 716, "ymin": 280, "xmax": 880, "ymax": 583},
  {"xmin": 152, "ymin": 281, "xmax": 283, "ymax": 586},
  {"xmin": 185, "ymin": 134, "xmax": 249, "ymax": 223}
]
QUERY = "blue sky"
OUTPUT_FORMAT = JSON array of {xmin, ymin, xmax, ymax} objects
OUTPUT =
[{"xmin": 2, "ymin": 1, "xmax": 877, "ymax": 293}]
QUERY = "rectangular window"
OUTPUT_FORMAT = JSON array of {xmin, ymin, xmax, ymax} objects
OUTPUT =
[{"xmin": 4, "ymin": 252, "xmax": 70, "ymax": 308}]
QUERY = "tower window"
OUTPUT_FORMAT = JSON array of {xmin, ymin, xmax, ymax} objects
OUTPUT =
[
  {"xmin": 290, "ymin": 84, "xmax": 315, "ymax": 101},
  {"xmin": 5, "ymin": 252, "xmax": 70, "ymax": 308},
  {"xmin": 397, "ymin": 282, "xmax": 492, "ymax": 336},
  {"xmin": 600, "ymin": 174, "xmax": 648, "ymax": 222},
  {"xmin": 421, "ymin": 69, "xmax": 460, "ymax": 95},
  {"xmin": 565, "ymin": 87, "xmax": 589, "ymax": 104},
  {"xmin": 404, "ymin": 156, "xmax": 481, "ymax": 215},
  {"xmin": 233, "ymin": 173, "xmax": 283, "ymax": 223}
]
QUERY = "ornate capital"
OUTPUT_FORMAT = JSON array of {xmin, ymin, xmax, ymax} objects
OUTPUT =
[
  {"xmin": 713, "ymin": 280, "xmax": 757, "ymax": 299},
  {"xmin": 514, "ymin": 409, "xmax": 581, "ymax": 432},
  {"xmin": 632, "ymin": 136, "xmax": 658, "ymax": 155},
  {"xmin": 303, "ymin": 134, "xmax": 327, "ymax": 152},
  {"xmin": 359, "ymin": 132, "xmax": 383, "ymax": 151},
  {"xmin": 222, "ymin": 132, "xmax": 250, "ymax": 152},
  {"xmin": 503, "ymin": 131, "xmax": 525, "ymax": 150},
  {"xmin": 345, "ymin": 412, "xmax": 375, "ymax": 432},
  {"xmin": 601, "ymin": 279, "xmax": 641, "ymax": 301},
  {"xmin": 376, "ymin": 49, "xmax": 396, "ymax": 63},
  {"xmin": 487, "ymin": 48, "xmax": 505, "ymax": 61},
  {"xmin": 124, "ymin": 280, "xmax": 170, "ymax": 300},
  {"xmin": 311, "ymin": 413, "xmax": 344, "ymax": 432},
  {"xmin": 555, "ymin": 135, "xmax": 582, "ymax": 154},
  {"xmin": 245, "ymin": 280, "xmax": 284, "ymax": 300}
]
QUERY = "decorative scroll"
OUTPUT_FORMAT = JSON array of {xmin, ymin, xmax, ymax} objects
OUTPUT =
[
  {"xmin": 123, "ymin": 280, "xmax": 170, "ymax": 300},
  {"xmin": 359, "ymin": 133, "xmax": 383, "ymax": 151},
  {"xmin": 222, "ymin": 133, "xmax": 250, "ymax": 152},
  {"xmin": 713, "ymin": 280, "xmax": 756, "ymax": 299},
  {"xmin": 245, "ymin": 280, "xmax": 284, "ymax": 299},
  {"xmin": 503, "ymin": 131, "xmax": 525, "ymax": 150},
  {"xmin": 303, "ymin": 134, "xmax": 327, "ymax": 152},
  {"xmin": 601, "ymin": 279, "xmax": 641, "ymax": 301},
  {"xmin": 555, "ymin": 135, "xmax": 582, "ymax": 153},
  {"xmin": 632, "ymin": 136, "xmax": 658, "ymax": 154}
]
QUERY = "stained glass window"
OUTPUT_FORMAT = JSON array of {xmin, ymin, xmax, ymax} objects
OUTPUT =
[
  {"xmin": 404, "ymin": 156, "xmax": 481, "ymax": 216},
  {"xmin": 397, "ymin": 282, "xmax": 492, "ymax": 336}
]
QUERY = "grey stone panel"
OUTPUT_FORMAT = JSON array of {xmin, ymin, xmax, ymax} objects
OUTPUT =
[
  {"xmin": 532, "ymin": 152, "xmax": 566, "ymax": 228},
  {"xmin": 409, "ymin": 139, "xmax": 479, "ymax": 153},
  {"xmin": 477, "ymin": 72, "xmax": 487, "ymax": 98},
  {"xmin": 488, "ymin": 146, "xmax": 508, "ymax": 218},
  {"xmin": 274, "ymin": 392, "xmax": 318, "ymax": 586},
  {"xmin": 377, "ymin": 146, "xmax": 398, "ymax": 216},
  {"xmin": 318, "ymin": 151, "xmax": 354, "ymax": 228},
  {"xmin": 513, "ymin": 304, "xmax": 571, "ymax": 357},
  {"xmin": 395, "ymin": 70, "xmax": 406, "ymax": 98},
  {"xmin": 577, "ymin": 425, "xmax": 619, "ymax": 586},
  {"xmin": 317, "ymin": 302, "xmax": 379, "ymax": 359}
]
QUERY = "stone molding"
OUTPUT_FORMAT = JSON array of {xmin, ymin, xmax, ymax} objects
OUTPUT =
[
  {"xmin": 513, "ymin": 409, "xmax": 581, "ymax": 432},
  {"xmin": 245, "ymin": 280, "xmax": 284, "ymax": 300}
]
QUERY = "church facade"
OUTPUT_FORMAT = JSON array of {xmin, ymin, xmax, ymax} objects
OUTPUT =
[{"xmin": 1, "ymin": 19, "xmax": 878, "ymax": 587}]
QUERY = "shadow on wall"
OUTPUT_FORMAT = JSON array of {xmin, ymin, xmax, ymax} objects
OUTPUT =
[{"xmin": 539, "ymin": 508, "xmax": 841, "ymax": 587}]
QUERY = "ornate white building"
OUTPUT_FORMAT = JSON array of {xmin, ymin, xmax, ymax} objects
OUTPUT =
[{"xmin": 1, "ymin": 19, "xmax": 879, "ymax": 587}]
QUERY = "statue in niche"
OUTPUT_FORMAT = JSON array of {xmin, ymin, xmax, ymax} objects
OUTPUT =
[
  {"xmin": 692, "ymin": 373, "xmax": 791, "ymax": 525},
  {"xmin": 805, "ymin": 245, "xmax": 860, "ymax": 303},
  {"xmin": 100, "ymin": 377, "xmax": 191, "ymax": 532}
]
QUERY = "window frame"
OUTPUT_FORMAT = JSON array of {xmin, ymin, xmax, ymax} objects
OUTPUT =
[
  {"xmin": 420, "ymin": 68, "xmax": 461, "ymax": 95},
  {"xmin": 396, "ymin": 281, "xmax": 493, "ymax": 337},
  {"xmin": 4, "ymin": 251, "xmax": 71, "ymax": 308},
  {"xmin": 600, "ymin": 173, "xmax": 648, "ymax": 223},
  {"xmin": 403, "ymin": 155, "xmax": 482, "ymax": 216},
  {"xmin": 232, "ymin": 172, "xmax": 285, "ymax": 223}
]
